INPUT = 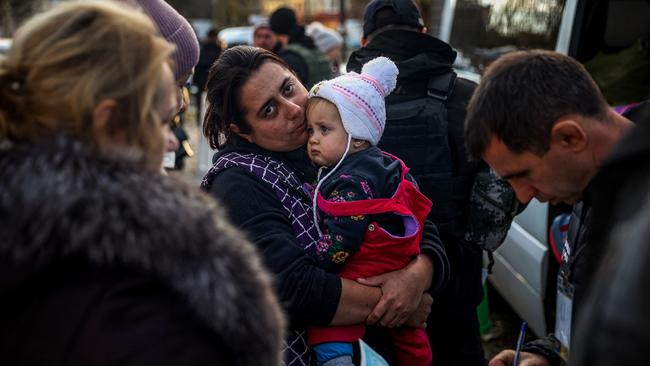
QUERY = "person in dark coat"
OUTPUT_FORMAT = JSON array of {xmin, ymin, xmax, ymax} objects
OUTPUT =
[
  {"xmin": 193, "ymin": 28, "xmax": 222, "ymax": 116},
  {"xmin": 464, "ymin": 50, "xmax": 635, "ymax": 366},
  {"xmin": 269, "ymin": 6, "xmax": 333, "ymax": 89},
  {"xmin": 0, "ymin": 2, "xmax": 284, "ymax": 365},
  {"xmin": 347, "ymin": 1, "xmax": 493, "ymax": 364},
  {"xmin": 201, "ymin": 45, "xmax": 448, "ymax": 366},
  {"xmin": 570, "ymin": 101, "xmax": 650, "ymax": 366}
]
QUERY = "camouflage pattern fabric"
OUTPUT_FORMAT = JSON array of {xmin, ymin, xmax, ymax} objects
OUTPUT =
[{"xmin": 465, "ymin": 167, "xmax": 518, "ymax": 252}]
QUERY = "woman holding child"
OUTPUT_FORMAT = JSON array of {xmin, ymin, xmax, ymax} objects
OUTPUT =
[{"xmin": 202, "ymin": 45, "xmax": 449, "ymax": 365}]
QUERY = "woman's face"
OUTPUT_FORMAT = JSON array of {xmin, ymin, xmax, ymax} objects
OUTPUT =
[
  {"xmin": 93, "ymin": 63, "xmax": 177, "ymax": 170},
  {"xmin": 234, "ymin": 61, "xmax": 309, "ymax": 152},
  {"xmin": 154, "ymin": 63, "xmax": 179, "ymax": 161}
]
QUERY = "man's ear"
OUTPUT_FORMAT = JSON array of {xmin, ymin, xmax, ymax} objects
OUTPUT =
[
  {"xmin": 229, "ymin": 123, "xmax": 253, "ymax": 143},
  {"xmin": 551, "ymin": 118, "xmax": 588, "ymax": 152},
  {"xmin": 92, "ymin": 99, "xmax": 127, "ymax": 145}
]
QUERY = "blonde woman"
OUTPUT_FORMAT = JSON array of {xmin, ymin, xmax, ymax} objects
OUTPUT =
[{"xmin": 0, "ymin": 2, "xmax": 284, "ymax": 365}]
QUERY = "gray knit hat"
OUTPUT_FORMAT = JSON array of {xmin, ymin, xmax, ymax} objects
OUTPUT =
[
  {"xmin": 306, "ymin": 22, "xmax": 343, "ymax": 54},
  {"xmin": 136, "ymin": 0, "xmax": 199, "ymax": 83}
]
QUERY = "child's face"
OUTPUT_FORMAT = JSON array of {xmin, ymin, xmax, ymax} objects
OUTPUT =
[{"xmin": 307, "ymin": 100, "xmax": 349, "ymax": 167}]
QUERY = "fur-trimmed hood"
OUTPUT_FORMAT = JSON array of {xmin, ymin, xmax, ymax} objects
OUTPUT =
[{"xmin": 0, "ymin": 136, "xmax": 284, "ymax": 365}]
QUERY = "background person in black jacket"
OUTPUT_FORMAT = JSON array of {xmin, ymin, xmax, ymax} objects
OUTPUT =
[
  {"xmin": 193, "ymin": 28, "xmax": 221, "ymax": 118},
  {"xmin": 0, "ymin": 2, "xmax": 284, "ymax": 365},
  {"xmin": 464, "ymin": 50, "xmax": 635, "ymax": 366},
  {"xmin": 348, "ymin": 1, "xmax": 490, "ymax": 364},
  {"xmin": 269, "ymin": 6, "xmax": 333, "ymax": 89}
]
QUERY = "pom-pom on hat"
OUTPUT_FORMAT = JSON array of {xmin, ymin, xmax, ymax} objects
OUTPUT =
[
  {"xmin": 136, "ymin": 0, "xmax": 199, "ymax": 83},
  {"xmin": 309, "ymin": 56, "xmax": 398, "ymax": 146}
]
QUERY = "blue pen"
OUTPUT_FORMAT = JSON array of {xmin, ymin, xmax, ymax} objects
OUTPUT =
[{"xmin": 512, "ymin": 321, "xmax": 527, "ymax": 366}]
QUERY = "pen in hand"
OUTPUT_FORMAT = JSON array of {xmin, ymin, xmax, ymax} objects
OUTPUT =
[{"xmin": 512, "ymin": 321, "xmax": 527, "ymax": 366}]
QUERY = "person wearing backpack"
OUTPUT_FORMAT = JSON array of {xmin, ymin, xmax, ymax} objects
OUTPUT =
[
  {"xmin": 348, "ymin": 1, "xmax": 510, "ymax": 365},
  {"xmin": 269, "ymin": 6, "xmax": 334, "ymax": 89}
]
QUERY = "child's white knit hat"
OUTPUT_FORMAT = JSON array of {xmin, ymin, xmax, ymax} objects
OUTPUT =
[{"xmin": 308, "ymin": 56, "xmax": 398, "ymax": 146}]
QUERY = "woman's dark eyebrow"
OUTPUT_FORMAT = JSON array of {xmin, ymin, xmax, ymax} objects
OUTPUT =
[{"xmin": 257, "ymin": 76, "xmax": 292, "ymax": 117}]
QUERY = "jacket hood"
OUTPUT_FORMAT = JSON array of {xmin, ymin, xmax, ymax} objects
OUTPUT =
[
  {"xmin": 0, "ymin": 136, "xmax": 284, "ymax": 366},
  {"xmin": 347, "ymin": 30, "xmax": 456, "ymax": 80}
]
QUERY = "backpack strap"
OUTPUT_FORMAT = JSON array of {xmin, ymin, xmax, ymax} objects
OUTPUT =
[{"xmin": 427, "ymin": 70, "xmax": 457, "ymax": 101}]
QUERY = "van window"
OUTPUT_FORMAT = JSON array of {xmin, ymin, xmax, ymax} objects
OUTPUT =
[
  {"xmin": 449, "ymin": 0, "xmax": 567, "ymax": 74},
  {"xmin": 574, "ymin": 0, "xmax": 650, "ymax": 105}
]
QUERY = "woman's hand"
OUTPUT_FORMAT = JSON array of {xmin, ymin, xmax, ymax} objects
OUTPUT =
[
  {"xmin": 489, "ymin": 350, "xmax": 551, "ymax": 366},
  {"xmin": 357, "ymin": 255, "xmax": 433, "ymax": 328},
  {"xmin": 404, "ymin": 293, "xmax": 433, "ymax": 328}
]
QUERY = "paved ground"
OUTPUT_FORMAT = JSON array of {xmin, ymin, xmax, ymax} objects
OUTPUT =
[{"xmin": 481, "ymin": 283, "xmax": 530, "ymax": 361}]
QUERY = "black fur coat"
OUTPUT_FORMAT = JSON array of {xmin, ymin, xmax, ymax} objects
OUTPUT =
[{"xmin": 0, "ymin": 137, "xmax": 284, "ymax": 365}]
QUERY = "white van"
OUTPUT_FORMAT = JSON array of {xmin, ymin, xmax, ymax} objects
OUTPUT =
[
  {"xmin": 436, "ymin": 0, "xmax": 650, "ymax": 337},
  {"xmin": 218, "ymin": 26, "xmax": 254, "ymax": 48},
  {"xmin": 0, "ymin": 38, "xmax": 11, "ymax": 55}
]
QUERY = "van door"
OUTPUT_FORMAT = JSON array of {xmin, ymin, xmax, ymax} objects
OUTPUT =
[{"xmin": 437, "ymin": 0, "xmax": 650, "ymax": 337}]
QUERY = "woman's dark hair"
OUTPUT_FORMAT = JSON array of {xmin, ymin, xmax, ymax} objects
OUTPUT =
[
  {"xmin": 203, "ymin": 45, "xmax": 288, "ymax": 149},
  {"xmin": 465, "ymin": 50, "xmax": 609, "ymax": 160}
]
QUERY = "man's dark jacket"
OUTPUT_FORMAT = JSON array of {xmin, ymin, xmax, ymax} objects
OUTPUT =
[
  {"xmin": 522, "ymin": 103, "xmax": 649, "ymax": 365},
  {"xmin": 572, "ymin": 101, "xmax": 650, "ymax": 366},
  {"xmin": 520, "ymin": 199, "xmax": 591, "ymax": 365},
  {"xmin": 348, "ymin": 30, "xmax": 485, "ymax": 366}
]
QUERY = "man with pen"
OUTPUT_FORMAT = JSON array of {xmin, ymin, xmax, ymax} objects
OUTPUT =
[{"xmin": 463, "ymin": 50, "xmax": 641, "ymax": 366}]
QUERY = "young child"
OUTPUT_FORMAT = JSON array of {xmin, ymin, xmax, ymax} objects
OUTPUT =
[{"xmin": 306, "ymin": 57, "xmax": 433, "ymax": 366}]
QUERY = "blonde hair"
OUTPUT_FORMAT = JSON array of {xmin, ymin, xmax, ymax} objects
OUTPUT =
[{"xmin": 0, "ymin": 0, "xmax": 174, "ymax": 169}]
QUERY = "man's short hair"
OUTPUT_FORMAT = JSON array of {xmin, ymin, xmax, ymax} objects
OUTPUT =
[
  {"xmin": 362, "ymin": 0, "xmax": 424, "ymax": 39},
  {"xmin": 465, "ymin": 50, "xmax": 609, "ymax": 159}
]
